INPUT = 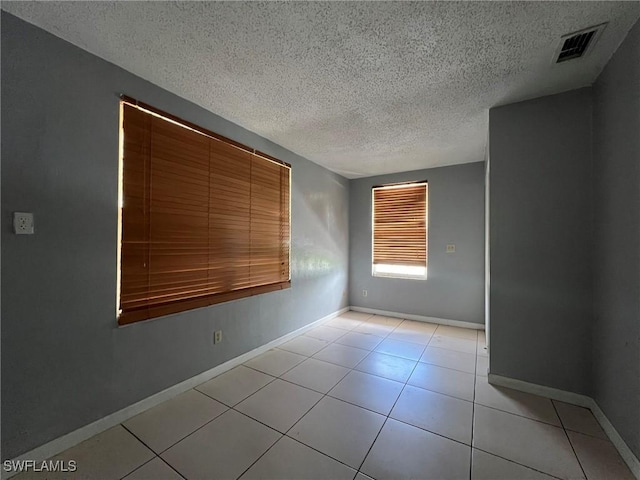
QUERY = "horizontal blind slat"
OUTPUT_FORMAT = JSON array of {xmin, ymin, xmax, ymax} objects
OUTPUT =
[
  {"xmin": 372, "ymin": 183, "xmax": 427, "ymax": 269},
  {"xmin": 119, "ymin": 102, "xmax": 291, "ymax": 324}
]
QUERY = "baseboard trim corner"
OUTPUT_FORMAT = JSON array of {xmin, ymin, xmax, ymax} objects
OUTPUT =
[
  {"xmin": 488, "ymin": 373, "xmax": 640, "ymax": 479},
  {"xmin": 1, "ymin": 306, "xmax": 348, "ymax": 480},
  {"xmin": 349, "ymin": 306, "xmax": 484, "ymax": 330},
  {"xmin": 589, "ymin": 401, "xmax": 640, "ymax": 479}
]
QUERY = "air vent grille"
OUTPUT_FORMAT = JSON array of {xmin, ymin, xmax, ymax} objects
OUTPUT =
[
  {"xmin": 558, "ymin": 31, "xmax": 595, "ymax": 62},
  {"xmin": 555, "ymin": 23, "xmax": 607, "ymax": 64}
]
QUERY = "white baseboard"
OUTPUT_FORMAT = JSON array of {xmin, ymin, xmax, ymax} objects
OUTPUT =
[
  {"xmin": 1, "ymin": 307, "xmax": 349, "ymax": 480},
  {"xmin": 589, "ymin": 400, "xmax": 640, "ymax": 479},
  {"xmin": 488, "ymin": 373, "xmax": 593, "ymax": 408},
  {"xmin": 489, "ymin": 373, "xmax": 640, "ymax": 479},
  {"xmin": 349, "ymin": 306, "xmax": 485, "ymax": 330}
]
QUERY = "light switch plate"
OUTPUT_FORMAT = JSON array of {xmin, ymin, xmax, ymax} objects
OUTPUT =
[
  {"xmin": 13, "ymin": 212, "xmax": 34, "ymax": 234},
  {"xmin": 446, "ymin": 244, "xmax": 455, "ymax": 253}
]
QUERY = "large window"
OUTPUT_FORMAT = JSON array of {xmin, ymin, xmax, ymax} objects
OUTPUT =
[
  {"xmin": 372, "ymin": 182, "xmax": 428, "ymax": 280},
  {"xmin": 117, "ymin": 98, "xmax": 291, "ymax": 325}
]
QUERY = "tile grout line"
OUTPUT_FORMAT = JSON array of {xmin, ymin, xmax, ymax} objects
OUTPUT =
[
  {"xmin": 384, "ymin": 409, "xmax": 476, "ymax": 449},
  {"xmin": 318, "ymin": 345, "xmax": 478, "ymax": 379},
  {"xmin": 130, "ymin": 316, "xmax": 475, "ymax": 479},
  {"xmin": 243, "ymin": 351, "xmax": 310, "ymax": 378},
  {"xmin": 281, "ymin": 388, "xmax": 358, "ymax": 470},
  {"xmin": 233, "ymin": 316, "xmax": 382, "ymax": 479},
  {"xmin": 279, "ymin": 365, "xmax": 352, "ymax": 396},
  {"xmin": 125, "ymin": 403, "xmax": 227, "ymax": 454},
  {"xmin": 280, "ymin": 331, "xmax": 338, "ymax": 355},
  {"xmin": 231, "ymin": 397, "xmax": 324, "ymax": 479},
  {"xmin": 119, "ymin": 424, "xmax": 186, "ymax": 480},
  {"xmin": 139, "ymin": 376, "xmax": 284, "ymax": 467},
  {"xmin": 225, "ymin": 401, "xmax": 351, "ymax": 480},
  {"xmin": 271, "ymin": 359, "xmax": 482, "ymax": 446},
  {"xmin": 564, "ymin": 426, "xmax": 612, "ymax": 441},
  {"xmin": 13, "ymin": 314, "xmax": 498, "ymax": 480},
  {"xmin": 311, "ymin": 324, "xmax": 475, "ymax": 373},
  {"xmin": 470, "ymin": 332, "xmax": 565, "ymax": 480},
  {"xmin": 551, "ymin": 400, "xmax": 589, "ymax": 480},
  {"xmin": 284, "ymin": 436, "xmax": 362, "ymax": 475},
  {"xmin": 306, "ymin": 314, "xmax": 399, "ymax": 478},
  {"xmin": 280, "ymin": 328, "xmax": 372, "ymax": 364},
  {"xmin": 249, "ymin": 318, "xmax": 485, "ymax": 443},
  {"xmin": 283, "ymin": 323, "xmax": 439, "ymax": 375},
  {"xmin": 152, "ymin": 455, "xmax": 187, "ymax": 480},
  {"xmin": 116, "ymin": 455, "xmax": 157, "ymax": 480},
  {"xmin": 473, "ymin": 402, "xmax": 566, "ymax": 428},
  {"xmin": 472, "ymin": 387, "xmax": 585, "ymax": 476},
  {"xmin": 353, "ymin": 338, "xmax": 427, "ymax": 476},
  {"xmin": 195, "ymin": 370, "xmax": 279, "ymax": 409},
  {"xmin": 118, "ymin": 373, "xmax": 283, "ymax": 479},
  {"xmin": 303, "ymin": 328, "xmax": 350, "ymax": 343},
  {"xmin": 318, "ymin": 328, "xmax": 480, "ymax": 450},
  {"xmin": 153, "ymin": 318, "xmax": 479, "ymax": 476},
  {"xmin": 208, "ymin": 354, "xmax": 368, "ymax": 478},
  {"xmin": 472, "ymin": 446, "xmax": 565, "ymax": 480},
  {"xmin": 128, "ymin": 314, "xmax": 481, "ymax": 480},
  {"xmin": 231, "ymin": 319, "xmax": 380, "ymax": 479},
  {"xmin": 469, "ymin": 329, "xmax": 478, "ymax": 480},
  {"xmin": 230, "ymin": 317, "xmax": 573, "ymax": 479}
]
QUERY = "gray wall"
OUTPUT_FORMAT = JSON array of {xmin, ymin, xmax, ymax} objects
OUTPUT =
[
  {"xmin": 489, "ymin": 88, "xmax": 593, "ymax": 395},
  {"xmin": 592, "ymin": 20, "xmax": 640, "ymax": 459},
  {"xmin": 1, "ymin": 13, "xmax": 349, "ymax": 459},
  {"xmin": 349, "ymin": 162, "xmax": 485, "ymax": 324}
]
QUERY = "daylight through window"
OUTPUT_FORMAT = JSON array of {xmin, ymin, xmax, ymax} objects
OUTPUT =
[{"xmin": 372, "ymin": 182, "xmax": 427, "ymax": 280}]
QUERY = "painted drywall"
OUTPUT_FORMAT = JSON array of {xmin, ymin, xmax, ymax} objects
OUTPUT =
[
  {"xmin": 1, "ymin": 12, "xmax": 348, "ymax": 459},
  {"xmin": 349, "ymin": 162, "xmax": 485, "ymax": 324},
  {"xmin": 592, "ymin": 19, "xmax": 640, "ymax": 459},
  {"xmin": 489, "ymin": 88, "xmax": 593, "ymax": 395}
]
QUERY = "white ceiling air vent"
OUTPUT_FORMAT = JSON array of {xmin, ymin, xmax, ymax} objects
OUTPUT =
[{"xmin": 554, "ymin": 23, "xmax": 607, "ymax": 63}]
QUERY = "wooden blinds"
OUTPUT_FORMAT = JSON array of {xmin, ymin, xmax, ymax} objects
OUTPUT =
[
  {"xmin": 118, "ymin": 100, "xmax": 291, "ymax": 325},
  {"xmin": 372, "ymin": 183, "xmax": 427, "ymax": 267}
]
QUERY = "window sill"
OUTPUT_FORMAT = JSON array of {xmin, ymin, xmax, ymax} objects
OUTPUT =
[
  {"xmin": 372, "ymin": 272, "xmax": 427, "ymax": 281},
  {"xmin": 118, "ymin": 280, "xmax": 291, "ymax": 325},
  {"xmin": 372, "ymin": 264, "xmax": 427, "ymax": 280}
]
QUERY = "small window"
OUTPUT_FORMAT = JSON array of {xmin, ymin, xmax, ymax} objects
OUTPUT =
[
  {"xmin": 117, "ymin": 98, "xmax": 291, "ymax": 325},
  {"xmin": 372, "ymin": 182, "xmax": 428, "ymax": 280}
]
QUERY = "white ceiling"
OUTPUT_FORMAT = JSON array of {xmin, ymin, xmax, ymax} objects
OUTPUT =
[{"xmin": 4, "ymin": 2, "xmax": 639, "ymax": 178}]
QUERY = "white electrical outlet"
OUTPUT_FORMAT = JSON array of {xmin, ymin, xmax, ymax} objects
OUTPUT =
[
  {"xmin": 13, "ymin": 212, "xmax": 34, "ymax": 235},
  {"xmin": 214, "ymin": 330, "xmax": 223, "ymax": 344},
  {"xmin": 446, "ymin": 244, "xmax": 455, "ymax": 253},
  {"xmin": 362, "ymin": 289, "xmax": 368, "ymax": 297}
]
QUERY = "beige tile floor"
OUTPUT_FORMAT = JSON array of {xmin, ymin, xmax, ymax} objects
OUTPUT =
[{"xmin": 15, "ymin": 311, "xmax": 635, "ymax": 480}]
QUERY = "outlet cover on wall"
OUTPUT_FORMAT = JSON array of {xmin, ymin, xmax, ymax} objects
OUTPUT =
[
  {"xmin": 214, "ymin": 330, "xmax": 223, "ymax": 344},
  {"xmin": 446, "ymin": 244, "xmax": 456, "ymax": 253},
  {"xmin": 362, "ymin": 290, "xmax": 368, "ymax": 297},
  {"xmin": 13, "ymin": 212, "xmax": 34, "ymax": 234}
]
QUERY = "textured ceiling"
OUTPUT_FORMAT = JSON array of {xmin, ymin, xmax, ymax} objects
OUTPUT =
[{"xmin": 3, "ymin": 2, "xmax": 639, "ymax": 178}]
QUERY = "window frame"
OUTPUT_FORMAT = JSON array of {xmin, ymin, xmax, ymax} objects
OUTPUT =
[
  {"xmin": 371, "ymin": 181, "xmax": 428, "ymax": 281},
  {"xmin": 117, "ymin": 96, "xmax": 291, "ymax": 325}
]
